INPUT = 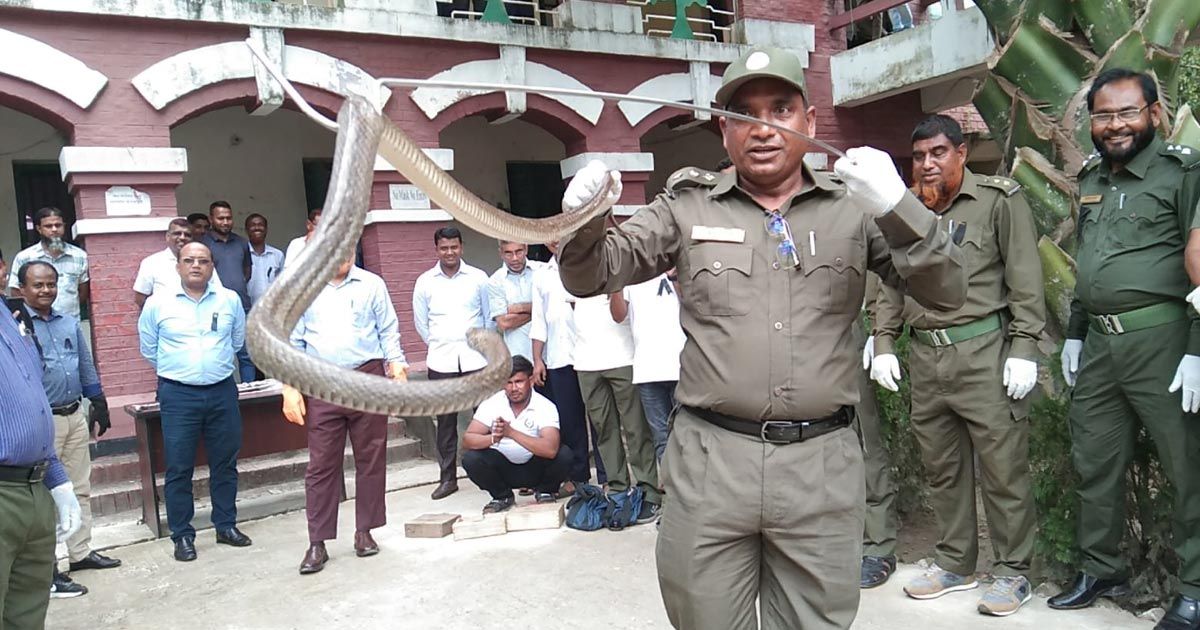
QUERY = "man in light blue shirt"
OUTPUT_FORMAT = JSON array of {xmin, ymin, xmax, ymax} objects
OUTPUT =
[
  {"xmin": 488, "ymin": 240, "xmax": 541, "ymax": 361},
  {"xmin": 283, "ymin": 257, "xmax": 407, "ymax": 574},
  {"xmin": 137, "ymin": 242, "xmax": 253, "ymax": 562},
  {"xmin": 245, "ymin": 213, "xmax": 284, "ymax": 307},
  {"xmin": 412, "ymin": 226, "xmax": 492, "ymax": 500},
  {"xmin": 19, "ymin": 261, "xmax": 121, "ymax": 598}
]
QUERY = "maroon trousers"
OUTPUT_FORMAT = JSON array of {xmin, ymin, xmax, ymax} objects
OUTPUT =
[{"xmin": 304, "ymin": 359, "xmax": 388, "ymax": 542}]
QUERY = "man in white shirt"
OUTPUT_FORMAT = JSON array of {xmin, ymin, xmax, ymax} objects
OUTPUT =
[
  {"xmin": 611, "ymin": 269, "xmax": 686, "ymax": 462},
  {"xmin": 133, "ymin": 218, "xmax": 223, "ymax": 309},
  {"xmin": 461, "ymin": 356, "xmax": 572, "ymax": 513},
  {"xmin": 488, "ymin": 240, "xmax": 542, "ymax": 360},
  {"xmin": 531, "ymin": 241, "xmax": 606, "ymax": 492},
  {"xmin": 283, "ymin": 209, "xmax": 321, "ymax": 269},
  {"xmin": 412, "ymin": 226, "xmax": 492, "ymax": 500},
  {"xmin": 245, "ymin": 214, "xmax": 284, "ymax": 306},
  {"xmin": 573, "ymin": 292, "xmax": 660, "ymax": 523}
]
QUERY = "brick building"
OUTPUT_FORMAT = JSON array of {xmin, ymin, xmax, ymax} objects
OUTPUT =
[{"xmin": 0, "ymin": 0, "xmax": 986, "ymax": 454}]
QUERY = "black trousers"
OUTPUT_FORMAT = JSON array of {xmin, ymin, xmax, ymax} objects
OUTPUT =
[
  {"xmin": 462, "ymin": 445, "xmax": 574, "ymax": 500},
  {"xmin": 427, "ymin": 367, "xmax": 482, "ymax": 483}
]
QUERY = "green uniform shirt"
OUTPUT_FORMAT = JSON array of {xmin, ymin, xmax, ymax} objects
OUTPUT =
[
  {"xmin": 557, "ymin": 164, "xmax": 967, "ymax": 422},
  {"xmin": 873, "ymin": 169, "xmax": 1046, "ymax": 360},
  {"xmin": 1068, "ymin": 137, "xmax": 1200, "ymax": 353}
]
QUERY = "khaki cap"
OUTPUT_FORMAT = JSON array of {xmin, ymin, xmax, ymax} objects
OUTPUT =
[{"xmin": 715, "ymin": 46, "xmax": 808, "ymax": 107}]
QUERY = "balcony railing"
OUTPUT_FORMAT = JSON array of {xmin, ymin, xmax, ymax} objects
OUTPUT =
[{"xmin": 434, "ymin": 0, "xmax": 737, "ymax": 43}]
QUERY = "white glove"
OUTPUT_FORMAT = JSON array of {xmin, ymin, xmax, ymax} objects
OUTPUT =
[
  {"xmin": 1003, "ymin": 357, "xmax": 1038, "ymax": 400},
  {"xmin": 862, "ymin": 335, "xmax": 875, "ymax": 371},
  {"xmin": 562, "ymin": 160, "xmax": 623, "ymax": 214},
  {"xmin": 1188, "ymin": 287, "xmax": 1200, "ymax": 316},
  {"xmin": 50, "ymin": 482, "xmax": 82, "ymax": 541},
  {"xmin": 1060, "ymin": 339, "xmax": 1083, "ymax": 387},
  {"xmin": 833, "ymin": 147, "xmax": 907, "ymax": 216},
  {"xmin": 1168, "ymin": 354, "xmax": 1200, "ymax": 413},
  {"xmin": 870, "ymin": 353, "xmax": 902, "ymax": 392}
]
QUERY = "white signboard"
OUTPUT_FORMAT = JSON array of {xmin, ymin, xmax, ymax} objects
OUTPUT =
[
  {"xmin": 104, "ymin": 186, "xmax": 152, "ymax": 216},
  {"xmin": 389, "ymin": 184, "xmax": 431, "ymax": 210}
]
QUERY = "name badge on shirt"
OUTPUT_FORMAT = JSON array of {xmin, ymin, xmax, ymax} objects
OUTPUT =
[
  {"xmin": 691, "ymin": 225, "xmax": 746, "ymax": 243},
  {"xmin": 1080, "ymin": 194, "xmax": 1103, "ymax": 205}
]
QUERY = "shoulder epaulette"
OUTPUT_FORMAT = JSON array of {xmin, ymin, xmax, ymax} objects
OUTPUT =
[
  {"xmin": 666, "ymin": 167, "xmax": 721, "ymax": 192},
  {"xmin": 1163, "ymin": 143, "xmax": 1200, "ymax": 170},
  {"xmin": 1079, "ymin": 152, "xmax": 1103, "ymax": 175},
  {"xmin": 977, "ymin": 175, "xmax": 1022, "ymax": 197}
]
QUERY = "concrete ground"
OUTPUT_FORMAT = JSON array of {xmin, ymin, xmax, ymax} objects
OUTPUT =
[{"xmin": 48, "ymin": 466, "xmax": 1151, "ymax": 630}]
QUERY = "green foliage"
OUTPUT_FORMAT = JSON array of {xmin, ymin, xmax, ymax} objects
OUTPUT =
[
  {"xmin": 1181, "ymin": 47, "xmax": 1200, "ymax": 111},
  {"xmin": 1026, "ymin": 394, "xmax": 1079, "ymax": 579}
]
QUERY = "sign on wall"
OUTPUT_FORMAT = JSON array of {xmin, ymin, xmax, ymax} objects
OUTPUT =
[
  {"xmin": 389, "ymin": 184, "xmax": 431, "ymax": 210},
  {"xmin": 104, "ymin": 186, "xmax": 152, "ymax": 216}
]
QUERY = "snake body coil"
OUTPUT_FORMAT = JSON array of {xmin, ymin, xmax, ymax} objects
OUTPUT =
[{"xmin": 246, "ymin": 96, "xmax": 617, "ymax": 416}]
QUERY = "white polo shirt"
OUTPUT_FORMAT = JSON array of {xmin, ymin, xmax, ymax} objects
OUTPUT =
[
  {"xmin": 570, "ymin": 294, "xmax": 634, "ymax": 373},
  {"xmin": 624, "ymin": 273, "xmax": 686, "ymax": 384},
  {"xmin": 473, "ymin": 389, "xmax": 559, "ymax": 464},
  {"xmin": 133, "ymin": 247, "xmax": 223, "ymax": 298},
  {"xmin": 530, "ymin": 258, "xmax": 576, "ymax": 370}
]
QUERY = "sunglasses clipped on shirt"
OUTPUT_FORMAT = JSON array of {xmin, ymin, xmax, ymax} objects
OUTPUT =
[{"xmin": 765, "ymin": 212, "xmax": 801, "ymax": 270}]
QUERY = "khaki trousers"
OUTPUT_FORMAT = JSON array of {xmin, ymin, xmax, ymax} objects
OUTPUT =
[
  {"xmin": 0, "ymin": 480, "xmax": 56, "ymax": 630},
  {"xmin": 909, "ymin": 328, "xmax": 1036, "ymax": 576},
  {"xmin": 852, "ymin": 321, "xmax": 898, "ymax": 558},
  {"xmin": 577, "ymin": 366, "xmax": 661, "ymax": 503},
  {"xmin": 52, "ymin": 407, "xmax": 93, "ymax": 563},
  {"xmin": 656, "ymin": 408, "xmax": 865, "ymax": 630}
]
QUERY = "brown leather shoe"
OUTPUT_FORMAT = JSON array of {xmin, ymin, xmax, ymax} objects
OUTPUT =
[
  {"xmin": 299, "ymin": 543, "xmax": 328, "ymax": 575},
  {"xmin": 430, "ymin": 480, "xmax": 458, "ymax": 500},
  {"xmin": 354, "ymin": 531, "xmax": 379, "ymax": 557}
]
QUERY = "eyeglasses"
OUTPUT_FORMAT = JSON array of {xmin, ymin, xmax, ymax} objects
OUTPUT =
[
  {"xmin": 765, "ymin": 212, "xmax": 800, "ymax": 269},
  {"xmin": 1089, "ymin": 105, "xmax": 1149, "ymax": 126}
]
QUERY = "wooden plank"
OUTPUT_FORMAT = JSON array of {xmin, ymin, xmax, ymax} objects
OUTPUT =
[
  {"xmin": 404, "ymin": 513, "xmax": 462, "ymax": 538},
  {"xmin": 452, "ymin": 514, "xmax": 508, "ymax": 541},
  {"xmin": 505, "ymin": 502, "xmax": 565, "ymax": 531},
  {"xmin": 828, "ymin": 0, "xmax": 913, "ymax": 31}
]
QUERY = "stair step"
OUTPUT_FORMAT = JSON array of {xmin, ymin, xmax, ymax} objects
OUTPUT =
[{"xmin": 89, "ymin": 433, "xmax": 421, "ymax": 517}]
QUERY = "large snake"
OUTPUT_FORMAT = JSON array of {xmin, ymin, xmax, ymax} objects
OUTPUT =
[{"xmin": 243, "ymin": 41, "xmax": 846, "ymax": 417}]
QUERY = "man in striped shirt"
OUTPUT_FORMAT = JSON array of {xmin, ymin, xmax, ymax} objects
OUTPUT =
[{"xmin": 0, "ymin": 301, "xmax": 82, "ymax": 627}]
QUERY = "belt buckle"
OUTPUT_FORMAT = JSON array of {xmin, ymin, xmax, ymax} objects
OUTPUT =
[
  {"xmin": 927, "ymin": 328, "xmax": 952, "ymax": 347},
  {"xmin": 760, "ymin": 420, "xmax": 799, "ymax": 445},
  {"xmin": 1098, "ymin": 314, "xmax": 1125, "ymax": 335}
]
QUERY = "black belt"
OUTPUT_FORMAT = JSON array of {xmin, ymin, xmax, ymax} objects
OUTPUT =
[
  {"xmin": 51, "ymin": 399, "xmax": 80, "ymax": 416},
  {"xmin": 684, "ymin": 405, "xmax": 853, "ymax": 444},
  {"xmin": 0, "ymin": 462, "xmax": 49, "ymax": 484}
]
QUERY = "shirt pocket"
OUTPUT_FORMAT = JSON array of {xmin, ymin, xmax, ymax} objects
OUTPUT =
[
  {"xmin": 959, "ymin": 222, "xmax": 989, "ymax": 273},
  {"xmin": 686, "ymin": 242, "xmax": 753, "ymax": 316},
  {"xmin": 1107, "ymin": 192, "xmax": 1177, "ymax": 251},
  {"xmin": 801, "ymin": 237, "xmax": 864, "ymax": 313}
]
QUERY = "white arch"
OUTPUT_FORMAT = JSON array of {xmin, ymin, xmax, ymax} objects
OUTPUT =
[
  {"xmin": 618, "ymin": 72, "xmax": 723, "ymax": 127},
  {"xmin": 131, "ymin": 43, "xmax": 391, "ymax": 111},
  {"xmin": 0, "ymin": 28, "xmax": 108, "ymax": 109},
  {"xmin": 411, "ymin": 60, "xmax": 602, "ymax": 125}
]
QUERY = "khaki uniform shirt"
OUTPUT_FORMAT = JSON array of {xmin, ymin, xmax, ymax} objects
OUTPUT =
[
  {"xmin": 1067, "ymin": 137, "xmax": 1200, "ymax": 353},
  {"xmin": 873, "ymin": 169, "xmax": 1046, "ymax": 360},
  {"xmin": 558, "ymin": 165, "xmax": 967, "ymax": 421}
]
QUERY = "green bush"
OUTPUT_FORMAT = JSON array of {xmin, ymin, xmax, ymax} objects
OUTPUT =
[{"xmin": 1181, "ymin": 47, "xmax": 1200, "ymax": 111}]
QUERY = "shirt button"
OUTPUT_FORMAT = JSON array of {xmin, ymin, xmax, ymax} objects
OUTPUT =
[
  {"xmin": 1111, "ymin": 186, "xmax": 1118, "ymax": 191},
  {"xmin": 713, "ymin": 261, "xmax": 722, "ymax": 270},
  {"xmin": 834, "ymin": 257, "xmax": 843, "ymax": 265},
  {"xmin": 772, "ymin": 261, "xmax": 780, "ymax": 270},
  {"xmin": 774, "ymin": 321, "xmax": 783, "ymax": 330}
]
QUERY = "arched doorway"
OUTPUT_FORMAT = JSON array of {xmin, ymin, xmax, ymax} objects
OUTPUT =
[{"xmin": 0, "ymin": 104, "xmax": 71, "ymax": 264}]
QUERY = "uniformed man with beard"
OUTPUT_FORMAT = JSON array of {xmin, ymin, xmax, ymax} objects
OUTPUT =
[
  {"xmin": 1051, "ymin": 68, "xmax": 1200, "ymax": 630},
  {"xmin": 871, "ymin": 114, "xmax": 1044, "ymax": 616}
]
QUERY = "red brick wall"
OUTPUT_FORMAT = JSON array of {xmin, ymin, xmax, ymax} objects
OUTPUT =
[
  {"xmin": 361, "ymin": 222, "xmax": 450, "ymax": 368},
  {"xmin": 82, "ymin": 232, "xmax": 166, "ymax": 396}
]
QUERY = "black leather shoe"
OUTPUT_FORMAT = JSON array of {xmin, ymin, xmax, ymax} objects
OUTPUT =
[
  {"xmin": 430, "ymin": 480, "xmax": 458, "ymax": 500},
  {"xmin": 1047, "ymin": 572, "xmax": 1132, "ymax": 609},
  {"xmin": 1156, "ymin": 595, "xmax": 1200, "ymax": 630},
  {"xmin": 860, "ymin": 555, "xmax": 897, "ymax": 589},
  {"xmin": 215, "ymin": 527, "xmax": 253, "ymax": 547},
  {"xmin": 69, "ymin": 551, "xmax": 122, "ymax": 572},
  {"xmin": 173, "ymin": 536, "xmax": 197, "ymax": 562}
]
